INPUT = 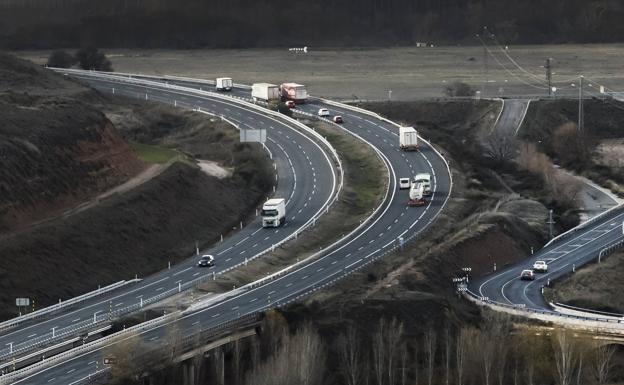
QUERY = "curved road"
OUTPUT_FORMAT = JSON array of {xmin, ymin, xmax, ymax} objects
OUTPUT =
[
  {"xmin": 0, "ymin": 74, "xmax": 339, "ymax": 368},
  {"xmin": 7, "ymin": 74, "xmax": 452, "ymax": 384}
]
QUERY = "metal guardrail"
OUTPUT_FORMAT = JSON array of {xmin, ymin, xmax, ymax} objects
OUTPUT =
[
  {"xmin": 598, "ymin": 238, "xmax": 624, "ymax": 262},
  {"xmin": 0, "ymin": 279, "xmax": 140, "ymax": 334},
  {"xmin": 545, "ymin": 202, "xmax": 624, "ymax": 247},
  {"xmin": 462, "ymin": 289, "xmax": 624, "ymax": 333},
  {"xmin": 0, "ymin": 69, "xmax": 343, "ymax": 363}
]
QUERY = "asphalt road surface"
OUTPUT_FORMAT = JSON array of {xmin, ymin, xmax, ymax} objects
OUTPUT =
[{"xmin": 6, "ymin": 73, "xmax": 452, "ymax": 384}]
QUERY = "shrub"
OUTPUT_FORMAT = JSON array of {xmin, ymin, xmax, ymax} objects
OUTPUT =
[
  {"xmin": 46, "ymin": 50, "xmax": 76, "ymax": 68},
  {"xmin": 75, "ymin": 46, "xmax": 113, "ymax": 71}
]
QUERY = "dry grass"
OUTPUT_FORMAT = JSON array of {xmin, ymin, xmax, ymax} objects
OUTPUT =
[
  {"xmin": 16, "ymin": 45, "xmax": 624, "ymax": 100},
  {"xmin": 547, "ymin": 250, "xmax": 624, "ymax": 313}
]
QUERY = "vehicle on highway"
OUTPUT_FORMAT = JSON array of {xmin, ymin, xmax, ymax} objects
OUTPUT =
[
  {"xmin": 280, "ymin": 83, "xmax": 307, "ymax": 103},
  {"xmin": 262, "ymin": 198, "xmax": 286, "ymax": 228},
  {"xmin": 285, "ymin": 100, "xmax": 296, "ymax": 108},
  {"xmin": 408, "ymin": 182, "xmax": 426, "ymax": 207},
  {"xmin": 399, "ymin": 177, "xmax": 411, "ymax": 189},
  {"xmin": 520, "ymin": 269, "xmax": 535, "ymax": 281},
  {"xmin": 198, "ymin": 254, "xmax": 215, "ymax": 267},
  {"xmin": 215, "ymin": 77, "xmax": 233, "ymax": 91},
  {"xmin": 399, "ymin": 126, "xmax": 418, "ymax": 151},
  {"xmin": 414, "ymin": 173, "xmax": 432, "ymax": 196},
  {"xmin": 333, "ymin": 115, "xmax": 343, "ymax": 123},
  {"xmin": 318, "ymin": 108, "xmax": 330, "ymax": 117},
  {"xmin": 532, "ymin": 260, "xmax": 548, "ymax": 273},
  {"xmin": 252, "ymin": 82, "xmax": 280, "ymax": 103}
]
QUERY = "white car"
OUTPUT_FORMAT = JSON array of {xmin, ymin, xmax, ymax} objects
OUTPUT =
[
  {"xmin": 318, "ymin": 108, "xmax": 330, "ymax": 117},
  {"xmin": 532, "ymin": 260, "xmax": 548, "ymax": 273},
  {"xmin": 399, "ymin": 178, "xmax": 411, "ymax": 189}
]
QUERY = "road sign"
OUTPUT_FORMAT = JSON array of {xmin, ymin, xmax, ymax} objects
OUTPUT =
[
  {"xmin": 240, "ymin": 128, "xmax": 267, "ymax": 143},
  {"xmin": 15, "ymin": 298, "xmax": 29, "ymax": 307}
]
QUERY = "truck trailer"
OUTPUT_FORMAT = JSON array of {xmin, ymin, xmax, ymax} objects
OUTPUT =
[
  {"xmin": 262, "ymin": 198, "xmax": 286, "ymax": 228},
  {"xmin": 280, "ymin": 83, "xmax": 307, "ymax": 104},
  {"xmin": 216, "ymin": 77, "xmax": 233, "ymax": 91},
  {"xmin": 408, "ymin": 182, "xmax": 426, "ymax": 207},
  {"xmin": 399, "ymin": 126, "xmax": 419, "ymax": 151},
  {"xmin": 252, "ymin": 83, "xmax": 280, "ymax": 103},
  {"xmin": 413, "ymin": 173, "xmax": 432, "ymax": 196}
]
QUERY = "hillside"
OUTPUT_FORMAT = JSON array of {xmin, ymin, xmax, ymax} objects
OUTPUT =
[
  {"xmin": 0, "ymin": 54, "xmax": 272, "ymax": 319},
  {"xmin": 1, "ymin": 0, "xmax": 623, "ymax": 49},
  {"xmin": 0, "ymin": 53, "xmax": 144, "ymax": 232}
]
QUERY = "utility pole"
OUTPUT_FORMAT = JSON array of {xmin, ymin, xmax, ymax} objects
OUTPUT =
[
  {"xmin": 578, "ymin": 75, "xmax": 584, "ymax": 132},
  {"xmin": 547, "ymin": 209, "xmax": 555, "ymax": 239},
  {"xmin": 545, "ymin": 58, "xmax": 553, "ymax": 96},
  {"xmin": 482, "ymin": 27, "xmax": 489, "ymax": 96}
]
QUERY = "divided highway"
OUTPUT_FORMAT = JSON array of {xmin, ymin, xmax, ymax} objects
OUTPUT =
[
  {"xmin": 2, "ymin": 73, "xmax": 452, "ymax": 384},
  {"xmin": 471, "ymin": 207, "xmax": 624, "ymax": 309},
  {"xmin": 0, "ymin": 73, "xmax": 340, "ymax": 370}
]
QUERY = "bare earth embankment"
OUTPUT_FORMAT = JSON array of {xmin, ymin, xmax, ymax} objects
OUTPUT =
[{"xmin": 0, "ymin": 54, "xmax": 272, "ymax": 320}]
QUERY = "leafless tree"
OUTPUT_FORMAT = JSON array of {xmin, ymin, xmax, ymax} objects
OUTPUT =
[
  {"xmin": 400, "ymin": 341, "xmax": 408, "ymax": 385},
  {"xmin": 373, "ymin": 319, "xmax": 387, "ymax": 385},
  {"xmin": 485, "ymin": 128, "xmax": 517, "ymax": 162},
  {"xmin": 413, "ymin": 341, "xmax": 420, "ymax": 385},
  {"xmin": 455, "ymin": 328, "xmax": 468, "ymax": 385},
  {"xmin": 592, "ymin": 342, "xmax": 616, "ymax": 385},
  {"xmin": 339, "ymin": 325, "xmax": 364, "ymax": 385},
  {"xmin": 444, "ymin": 326, "xmax": 451, "ymax": 385},
  {"xmin": 387, "ymin": 318, "xmax": 405, "ymax": 385},
  {"xmin": 424, "ymin": 327, "xmax": 437, "ymax": 385},
  {"xmin": 552, "ymin": 330, "xmax": 577, "ymax": 385}
]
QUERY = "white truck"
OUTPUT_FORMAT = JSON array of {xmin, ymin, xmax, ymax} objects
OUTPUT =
[
  {"xmin": 262, "ymin": 198, "xmax": 286, "ymax": 228},
  {"xmin": 408, "ymin": 182, "xmax": 426, "ymax": 207},
  {"xmin": 216, "ymin": 77, "xmax": 233, "ymax": 91},
  {"xmin": 413, "ymin": 173, "xmax": 432, "ymax": 196},
  {"xmin": 252, "ymin": 83, "xmax": 280, "ymax": 103},
  {"xmin": 280, "ymin": 83, "xmax": 308, "ymax": 103},
  {"xmin": 399, "ymin": 126, "xmax": 419, "ymax": 151}
]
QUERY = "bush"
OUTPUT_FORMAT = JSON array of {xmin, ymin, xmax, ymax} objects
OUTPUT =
[
  {"xmin": 75, "ymin": 46, "xmax": 113, "ymax": 71},
  {"xmin": 46, "ymin": 50, "xmax": 76, "ymax": 68},
  {"xmin": 444, "ymin": 81, "xmax": 476, "ymax": 97}
]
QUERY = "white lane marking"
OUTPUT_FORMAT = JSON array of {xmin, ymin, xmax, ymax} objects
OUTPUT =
[
  {"xmin": 192, "ymin": 321, "xmax": 200, "ymax": 326},
  {"xmin": 114, "ymin": 303, "xmax": 123, "ymax": 307},
  {"xmin": 27, "ymin": 333, "xmax": 37, "ymax": 338},
  {"xmin": 149, "ymin": 336, "xmax": 159, "ymax": 341},
  {"xmin": 66, "ymin": 369, "xmax": 75, "ymax": 374},
  {"xmin": 193, "ymin": 272, "xmax": 200, "ymax": 276},
  {"xmin": 212, "ymin": 313, "xmax": 221, "ymax": 318},
  {"xmin": 345, "ymin": 259, "xmax": 363, "ymax": 270},
  {"xmin": 249, "ymin": 298, "xmax": 257, "ymax": 303},
  {"xmin": 286, "ymin": 283, "xmax": 293, "ymax": 287},
  {"xmin": 235, "ymin": 236, "xmax": 250, "ymax": 246},
  {"xmin": 155, "ymin": 287, "xmax": 163, "ymax": 291},
  {"xmin": 173, "ymin": 267, "xmax": 192, "ymax": 276},
  {"xmin": 217, "ymin": 247, "xmax": 232, "ymax": 256}
]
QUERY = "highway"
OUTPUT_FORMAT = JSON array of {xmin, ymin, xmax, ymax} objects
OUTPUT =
[
  {"xmin": 472, "ymin": 207, "xmax": 624, "ymax": 308},
  {"xmin": 3, "ymin": 73, "xmax": 452, "ymax": 384},
  {"xmin": 471, "ymin": 98, "xmax": 624, "ymax": 310},
  {"xmin": 0, "ymin": 74, "xmax": 340, "ymax": 368}
]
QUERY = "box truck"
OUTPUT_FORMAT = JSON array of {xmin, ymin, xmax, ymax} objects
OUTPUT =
[
  {"xmin": 399, "ymin": 126, "xmax": 419, "ymax": 151},
  {"xmin": 216, "ymin": 77, "xmax": 233, "ymax": 91},
  {"xmin": 262, "ymin": 198, "xmax": 286, "ymax": 228},
  {"xmin": 280, "ymin": 83, "xmax": 307, "ymax": 104},
  {"xmin": 252, "ymin": 83, "xmax": 280, "ymax": 103}
]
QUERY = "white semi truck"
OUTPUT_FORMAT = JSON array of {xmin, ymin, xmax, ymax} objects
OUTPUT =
[
  {"xmin": 399, "ymin": 126, "xmax": 419, "ymax": 151},
  {"xmin": 252, "ymin": 83, "xmax": 280, "ymax": 103},
  {"xmin": 280, "ymin": 83, "xmax": 308, "ymax": 103},
  {"xmin": 216, "ymin": 77, "xmax": 233, "ymax": 91},
  {"xmin": 413, "ymin": 173, "xmax": 432, "ymax": 196},
  {"xmin": 262, "ymin": 198, "xmax": 286, "ymax": 228},
  {"xmin": 408, "ymin": 182, "xmax": 426, "ymax": 207}
]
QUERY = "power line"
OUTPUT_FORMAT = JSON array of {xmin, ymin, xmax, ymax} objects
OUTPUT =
[{"xmin": 475, "ymin": 33, "xmax": 549, "ymax": 90}]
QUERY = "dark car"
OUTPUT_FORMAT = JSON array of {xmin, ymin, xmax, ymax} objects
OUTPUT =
[
  {"xmin": 520, "ymin": 269, "xmax": 535, "ymax": 281},
  {"xmin": 285, "ymin": 100, "xmax": 296, "ymax": 108},
  {"xmin": 198, "ymin": 254, "xmax": 215, "ymax": 267},
  {"xmin": 333, "ymin": 115, "xmax": 344, "ymax": 123}
]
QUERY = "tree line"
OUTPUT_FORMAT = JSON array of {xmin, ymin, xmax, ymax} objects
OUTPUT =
[{"xmin": 1, "ymin": 0, "xmax": 623, "ymax": 49}]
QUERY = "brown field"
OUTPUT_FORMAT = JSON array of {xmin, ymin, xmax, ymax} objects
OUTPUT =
[{"xmin": 17, "ymin": 44, "xmax": 624, "ymax": 100}]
